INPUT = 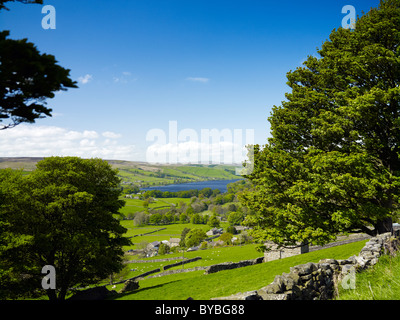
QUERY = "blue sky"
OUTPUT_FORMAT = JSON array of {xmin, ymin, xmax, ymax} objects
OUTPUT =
[{"xmin": 0, "ymin": 0, "xmax": 380, "ymax": 162}]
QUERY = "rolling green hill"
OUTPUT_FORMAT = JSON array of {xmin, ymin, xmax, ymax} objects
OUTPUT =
[
  {"xmin": 0, "ymin": 157, "xmax": 241, "ymax": 188},
  {"xmin": 112, "ymin": 162, "xmax": 240, "ymax": 188}
]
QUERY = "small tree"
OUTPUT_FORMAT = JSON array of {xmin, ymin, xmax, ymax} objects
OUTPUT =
[
  {"xmin": 133, "ymin": 212, "xmax": 149, "ymax": 226},
  {"xmin": 208, "ymin": 215, "xmax": 220, "ymax": 228},
  {"xmin": 227, "ymin": 211, "xmax": 245, "ymax": 226},
  {"xmin": 219, "ymin": 232, "xmax": 233, "ymax": 245},
  {"xmin": 149, "ymin": 213, "xmax": 162, "ymax": 225},
  {"xmin": 179, "ymin": 228, "xmax": 191, "ymax": 247},
  {"xmin": 191, "ymin": 213, "xmax": 203, "ymax": 224},
  {"xmin": 186, "ymin": 206, "xmax": 195, "ymax": 216},
  {"xmin": 137, "ymin": 241, "xmax": 150, "ymax": 258},
  {"xmin": 185, "ymin": 229, "xmax": 207, "ymax": 248},
  {"xmin": 179, "ymin": 212, "xmax": 188, "ymax": 224},
  {"xmin": 158, "ymin": 243, "xmax": 170, "ymax": 255}
]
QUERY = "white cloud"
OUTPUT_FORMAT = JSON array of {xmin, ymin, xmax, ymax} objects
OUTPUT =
[
  {"xmin": 113, "ymin": 71, "xmax": 136, "ymax": 84},
  {"xmin": 186, "ymin": 77, "xmax": 209, "ymax": 83},
  {"xmin": 102, "ymin": 131, "xmax": 122, "ymax": 139},
  {"xmin": 146, "ymin": 140, "xmax": 247, "ymax": 165},
  {"xmin": 0, "ymin": 125, "xmax": 137, "ymax": 161},
  {"xmin": 78, "ymin": 74, "xmax": 93, "ymax": 84}
]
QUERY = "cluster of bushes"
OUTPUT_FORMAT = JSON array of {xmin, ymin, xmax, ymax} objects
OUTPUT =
[
  {"xmin": 132, "ymin": 210, "xmax": 223, "ymax": 228},
  {"xmin": 131, "ymin": 202, "xmax": 247, "ymax": 228},
  {"xmin": 125, "ymin": 187, "xmax": 221, "ymax": 199}
]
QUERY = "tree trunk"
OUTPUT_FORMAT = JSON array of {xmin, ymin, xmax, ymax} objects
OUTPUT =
[
  {"xmin": 58, "ymin": 286, "xmax": 67, "ymax": 301},
  {"xmin": 47, "ymin": 289, "xmax": 57, "ymax": 301},
  {"xmin": 46, "ymin": 286, "xmax": 67, "ymax": 300},
  {"xmin": 375, "ymin": 217, "xmax": 393, "ymax": 235}
]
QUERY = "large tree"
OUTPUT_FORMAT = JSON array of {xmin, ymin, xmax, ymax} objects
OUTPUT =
[
  {"xmin": 240, "ymin": 0, "xmax": 400, "ymax": 248},
  {"xmin": 0, "ymin": 157, "xmax": 131, "ymax": 300}
]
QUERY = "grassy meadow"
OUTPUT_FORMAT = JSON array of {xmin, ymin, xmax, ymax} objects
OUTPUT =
[
  {"xmin": 337, "ymin": 252, "xmax": 400, "ymax": 300},
  {"xmin": 119, "ymin": 197, "xmax": 192, "ymax": 216},
  {"xmin": 121, "ymin": 221, "xmax": 220, "ymax": 249},
  {"xmin": 110, "ymin": 240, "xmax": 368, "ymax": 300}
]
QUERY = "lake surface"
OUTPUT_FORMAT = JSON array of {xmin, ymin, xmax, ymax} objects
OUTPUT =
[{"xmin": 141, "ymin": 179, "xmax": 243, "ymax": 193}]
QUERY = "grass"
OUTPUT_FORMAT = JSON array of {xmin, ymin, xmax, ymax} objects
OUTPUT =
[
  {"xmin": 337, "ymin": 252, "xmax": 400, "ymax": 300},
  {"xmin": 121, "ymin": 222, "xmax": 228, "ymax": 250},
  {"xmin": 119, "ymin": 197, "xmax": 192, "ymax": 216},
  {"xmin": 123, "ymin": 243, "xmax": 261, "ymax": 278},
  {"xmin": 111, "ymin": 240, "xmax": 367, "ymax": 300}
]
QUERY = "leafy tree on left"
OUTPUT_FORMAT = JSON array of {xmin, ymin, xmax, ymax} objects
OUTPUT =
[
  {"xmin": 0, "ymin": 157, "xmax": 132, "ymax": 300},
  {"xmin": 0, "ymin": 1, "xmax": 77, "ymax": 130}
]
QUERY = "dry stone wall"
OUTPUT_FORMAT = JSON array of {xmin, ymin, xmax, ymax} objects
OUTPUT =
[
  {"xmin": 204, "ymin": 257, "xmax": 264, "ymax": 274},
  {"xmin": 212, "ymin": 232, "xmax": 398, "ymax": 300},
  {"xmin": 163, "ymin": 257, "xmax": 202, "ymax": 270}
]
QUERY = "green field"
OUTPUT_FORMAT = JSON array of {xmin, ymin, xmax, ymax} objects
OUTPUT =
[
  {"xmin": 119, "ymin": 197, "xmax": 192, "ymax": 216},
  {"xmin": 337, "ymin": 252, "xmax": 400, "ymax": 300},
  {"xmin": 116, "ymin": 243, "xmax": 261, "ymax": 283},
  {"xmin": 110, "ymin": 240, "xmax": 368, "ymax": 300},
  {"xmin": 121, "ymin": 222, "xmax": 226, "ymax": 250}
]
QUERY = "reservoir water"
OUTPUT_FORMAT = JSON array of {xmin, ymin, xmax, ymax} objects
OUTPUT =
[{"xmin": 141, "ymin": 179, "xmax": 243, "ymax": 193}]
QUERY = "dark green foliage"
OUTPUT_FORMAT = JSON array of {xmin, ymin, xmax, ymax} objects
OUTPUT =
[
  {"xmin": 208, "ymin": 215, "xmax": 220, "ymax": 228},
  {"xmin": 0, "ymin": 0, "xmax": 42, "ymax": 11},
  {"xmin": 0, "ymin": 31, "xmax": 77, "ymax": 129},
  {"xmin": 0, "ymin": 157, "xmax": 131, "ymax": 300},
  {"xmin": 179, "ymin": 227, "xmax": 191, "ymax": 247},
  {"xmin": 241, "ymin": 0, "xmax": 400, "ymax": 247},
  {"xmin": 185, "ymin": 229, "xmax": 207, "ymax": 248}
]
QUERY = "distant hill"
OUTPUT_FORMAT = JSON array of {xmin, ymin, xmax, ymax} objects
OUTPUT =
[
  {"xmin": 0, "ymin": 157, "xmax": 242, "ymax": 188},
  {"xmin": 0, "ymin": 157, "xmax": 44, "ymax": 171}
]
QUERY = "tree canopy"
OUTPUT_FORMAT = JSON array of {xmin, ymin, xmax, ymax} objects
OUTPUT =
[
  {"xmin": 240, "ymin": 0, "xmax": 400, "ymax": 248},
  {"xmin": 185, "ymin": 229, "xmax": 207, "ymax": 248},
  {"xmin": 0, "ymin": 0, "xmax": 77, "ymax": 130},
  {"xmin": 0, "ymin": 31, "xmax": 77, "ymax": 129},
  {"xmin": 0, "ymin": 157, "xmax": 131, "ymax": 300},
  {"xmin": 0, "ymin": 0, "xmax": 42, "ymax": 11}
]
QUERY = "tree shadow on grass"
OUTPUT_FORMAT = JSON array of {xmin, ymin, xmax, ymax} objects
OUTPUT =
[{"xmin": 109, "ymin": 279, "xmax": 182, "ymax": 300}]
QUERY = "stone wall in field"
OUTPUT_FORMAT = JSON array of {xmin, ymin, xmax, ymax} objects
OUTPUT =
[
  {"xmin": 113, "ymin": 268, "xmax": 162, "ymax": 285},
  {"xmin": 204, "ymin": 257, "xmax": 264, "ymax": 274},
  {"xmin": 163, "ymin": 257, "xmax": 202, "ymax": 270},
  {"xmin": 212, "ymin": 232, "xmax": 399, "ymax": 300},
  {"xmin": 263, "ymin": 235, "xmax": 372, "ymax": 262}
]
